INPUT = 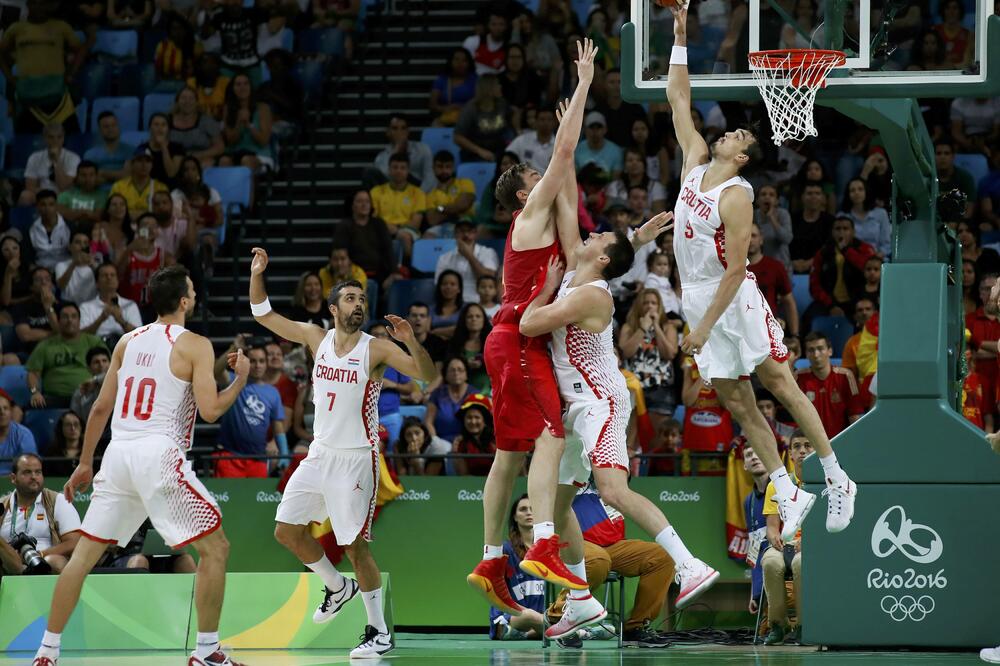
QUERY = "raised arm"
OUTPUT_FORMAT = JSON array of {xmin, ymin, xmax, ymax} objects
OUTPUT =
[
  {"xmin": 370, "ymin": 315, "xmax": 437, "ymax": 382},
  {"xmin": 189, "ymin": 335, "xmax": 249, "ymax": 423},
  {"xmin": 249, "ymin": 247, "xmax": 327, "ymax": 354},
  {"xmin": 553, "ymin": 99, "xmax": 584, "ymax": 269},
  {"xmin": 665, "ymin": 4, "xmax": 710, "ymax": 179}
]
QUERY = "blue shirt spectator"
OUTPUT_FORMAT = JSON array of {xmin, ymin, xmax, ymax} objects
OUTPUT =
[
  {"xmin": 488, "ymin": 541, "xmax": 546, "ymax": 638},
  {"xmin": 574, "ymin": 112, "xmax": 624, "ymax": 176},
  {"xmin": 378, "ymin": 366, "xmax": 411, "ymax": 449},
  {"xmin": 426, "ymin": 358, "xmax": 475, "ymax": 442},
  {"xmin": 84, "ymin": 142, "xmax": 135, "ymax": 174},
  {"xmin": 85, "ymin": 111, "xmax": 135, "ymax": 184},
  {"xmin": 219, "ymin": 379, "xmax": 285, "ymax": 455},
  {"xmin": 744, "ymin": 485, "xmax": 768, "ymax": 607},
  {"xmin": 0, "ymin": 416, "xmax": 37, "ymax": 476}
]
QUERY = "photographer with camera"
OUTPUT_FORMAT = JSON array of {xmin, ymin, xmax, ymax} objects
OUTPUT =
[
  {"xmin": 0, "ymin": 454, "xmax": 81, "ymax": 575},
  {"xmin": 100, "ymin": 520, "xmax": 197, "ymax": 574}
]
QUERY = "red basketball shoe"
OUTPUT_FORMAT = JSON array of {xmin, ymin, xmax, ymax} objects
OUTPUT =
[
  {"xmin": 519, "ymin": 535, "xmax": 588, "ymax": 590},
  {"xmin": 467, "ymin": 555, "xmax": 525, "ymax": 615}
]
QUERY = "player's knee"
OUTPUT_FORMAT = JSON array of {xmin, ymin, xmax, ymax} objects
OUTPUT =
[
  {"xmin": 273, "ymin": 522, "xmax": 301, "ymax": 548},
  {"xmin": 597, "ymin": 483, "xmax": 630, "ymax": 512},
  {"xmin": 344, "ymin": 539, "xmax": 368, "ymax": 561},
  {"xmin": 126, "ymin": 554, "xmax": 150, "ymax": 570},
  {"xmin": 174, "ymin": 554, "xmax": 198, "ymax": 573}
]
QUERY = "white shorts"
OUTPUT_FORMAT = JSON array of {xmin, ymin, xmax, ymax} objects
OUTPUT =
[
  {"xmin": 80, "ymin": 437, "xmax": 221, "ymax": 548},
  {"xmin": 559, "ymin": 396, "xmax": 630, "ymax": 487},
  {"xmin": 682, "ymin": 272, "xmax": 788, "ymax": 381},
  {"xmin": 275, "ymin": 444, "xmax": 379, "ymax": 545}
]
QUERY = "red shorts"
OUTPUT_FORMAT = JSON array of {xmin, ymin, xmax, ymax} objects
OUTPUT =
[
  {"xmin": 214, "ymin": 453, "xmax": 268, "ymax": 478},
  {"xmin": 485, "ymin": 324, "xmax": 564, "ymax": 451}
]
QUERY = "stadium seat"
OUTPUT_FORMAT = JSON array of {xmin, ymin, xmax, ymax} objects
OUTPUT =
[
  {"xmin": 78, "ymin": 63, "xmax": 114, "ymax": 100},
  {"xmin": 75, "ymin": 102, "xmax": 87, "ymax": 135},
  {"xmin": 90, "ymin": 96, "xmax": 141, "ymax": 133},
  {"xmin": 92, "ymin": 30, "xmax": 139, "ymax": 61},
  {"xmin": 142, "ymin": 92, "xmax": 175, "ymax": 128},
  {"xmin": 7, "ymin": 134, "xmax": 42, "ymax": 171},
  {"xmin": 811, "ymin": 315, "xmax": 855, "ymax": 357},
  {"xmin": 456, "ymin": 162, "xmax": 495, "ymax": 201},
  {"xmin": 0, "ymin": 366, "xmax": 30, "ymax": 407},
  {"xmin": 955, "ymin": 153, "xmax": 989, "ymax": 187},
  {"xmin": 387, "ymin": 279, "xmax": 435, "ymax": 316},
  {"xmin": 298, "ymin": 27, "xmax": 345, "ymax": 57},
  {"xmin": 794, "ymin": 358, "xmax": 810, "ymax": 371},
  {"xmin": 203, "ymin": 166, "xmax": 253, "ymax": 245},
  {"xmin": 411, "ymin": 239, "xmax": 456, "ymax": 274},
  {"xmin": 482, "ymin": 238, "xmax": 506, "ymax": 259},
  {"xmin": 139, "ymin": 29, "xmax": 166, "ymax": 65},
  {"xmin": 66, "ymin": 132, "xmax": 95, "ymax": 156},
  {"xmin": 120, "ymin": 130, "xmax": 148, "ymax": 148},
  {"xmin": 24, "ymin": 409, "xmax": 66, "ymax": 454},
  {"xmin": 791, "ymin": 273, "xmax": 812, "ymax": 315},
  {"xmin": 0, "ymin": 325, "xmax": 14, "ymax": 357},
  {"xmin": 420, "ymin": 127, "xmax": 459, "ymax": 164},
  {"xmin": 10, "ymin": 206, "xmax": 35, "ymax": 235},
  {"xmin": 399, "ymin": 405, "xmax": 426, "ymax": 421}
]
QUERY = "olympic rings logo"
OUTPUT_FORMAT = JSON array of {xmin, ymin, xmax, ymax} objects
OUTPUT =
[{"xmin": 880, "ymin": 595, "xmax": 936, "ymax": 622}]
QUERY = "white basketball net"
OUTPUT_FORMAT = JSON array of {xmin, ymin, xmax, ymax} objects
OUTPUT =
[{"xmin": 748, "ymin": 50, "xmax": 846, "ymax": 145}]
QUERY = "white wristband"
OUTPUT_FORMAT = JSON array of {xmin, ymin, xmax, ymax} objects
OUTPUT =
[
  {"xmin": 250, "ymin": 298, "xmax": 272, "ymax": 316},
  {"xmin": 670, "ymin": 46, "xmax": 688, "ymax": 66}
]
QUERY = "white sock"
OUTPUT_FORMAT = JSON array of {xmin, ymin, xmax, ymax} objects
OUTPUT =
[
  {"xmin": 484, "ymin": 544, "xmax": 503, "ymax": 560},
  {"xmin": 306, "ymin": 556, "xmax": 348, "ymax": 593},
  {"xmin": 195, "ymin": 631, "xmax": 219, "ymax": 658},
  {"xmin": 820, "ymin": 453, "xmax": 848, "ymax": 484},
  {"xmin": 532, "ymin": 521, "xmax": 555, "ymax": 542},
  {"xmin": 39, "ymin": 630, "xmax": 61, "ymax": 652},
  {"xmin": 566, "ymin": 559, "xmax": 590, "ymax": 599},
  {"xmin": 655, "ymin": 526, "xmax": 694, "ymax": 566},
  {"xmin": 770, "ymin": 468, "xmax": 797, "ymax": 499},
  {"xmin": 361, "ymin": 587, "xmax": 389, "ymax": 634}
]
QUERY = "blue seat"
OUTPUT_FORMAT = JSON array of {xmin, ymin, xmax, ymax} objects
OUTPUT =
[
  {"xmin": 93, "ymin": 30, "xmax": 139, "ymax": 61},
  {"xmin": 955, "ymin": 153, "xmax": 989, "ymax": 188},
  {"xmin": 203, "ymin": 166, "xmax": 253, "ymax": 245},
  {"xmin": 421, "ymin": 127, "xmax": 459, "ymax": 164},
  {"xmin": 457, "ymin": 162, "xmax": 496, "ymax": 201},
  {"xmin": 90, "ymin": 96, "xmax": 141, "ymax": 132},
  {"xmin": 791, "ymin": 273, "xmax": 812, "ymax": 316},
  {"xmin": 0, "ymin": 325, "xmax": 15, "ymax": 357},
  {"xmin": 0, "ymin": 366, "xmax": 30, "ymax": 407},
  {"xmin": 24, "ymin": 409, "xmax": 66, "ymax": 455},
  {"xmin": 7, "ymin": 134, "xmax": 42, "ymax": 171},
  {"xmin": 139, "ymin": 29, "xmax": 166, "ymax": 65},
  {"xmin": 386, "ymin": 279, "xmax": 435, "ymax": 317},
  {"xmin": 78, "ymin": 63, "xmax": 114, "ymax": 100},
  {"xmin": 297, "ymin": 27, "xmax": 345, "ymax": 56},
  {"xmin": 293, "ymin": 61, "xmax": 326, "ymax": 103},
  {"xmin": 142, "ymin": 92, "xmax": 175, "ymax": 128},
  {"xmin": 10, "ymin": 206, "xmax": 35, "ymax": 235},
  {"xmin": 794, "ymin": 358, "xmax": 810, "ymax": 371},
  {"xmin": 399, "ymin": 405, "xmax": 426, "ymax": 421},
  {"xmin": 75, "ymin": 101, "xmax": 88, "ymax": 135},
  {"xmin": 571, "ymin": 0, "xmax": 592, "ymax": 24},
  {"xmin": 411, "ymin": 239, "xmax": 456, "ymax": 274},
  {"xmin": 66, "ymin": 132, "xmax": 95, "ymax": 156},
  {"xmin": 482, "ymin": 238, "xmax": 506, "ymax": 261},
  {"xmin": 811, "ymin": 315, "xmax": 855, "ymax": 357},
  {"xmin": 120, "ymin": 130, "xmax": 148, "ymax": 148}
]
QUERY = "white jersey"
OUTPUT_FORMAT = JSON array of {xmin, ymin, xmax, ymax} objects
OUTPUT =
[
  {"xmin": 673, "ymin": 163, "xmax": 755, "ymax": 287},
  {"xmin": 550, "ymin": 272, "xmax": 629, "ymax": 404},
  {"xmin": 111, "ymin": 323, "xmax": 198, "ymax": 451},
  {"xmin": 311, "ymin": 331, "xmax": 383, "ymax": 450}
]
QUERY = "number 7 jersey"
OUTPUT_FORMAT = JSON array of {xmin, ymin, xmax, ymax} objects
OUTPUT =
[
  {"xmin": 111, "ymin": 323, "xmax": 198, "ymax": 451},
  {"xmin": 311, "ymin": 330, "xmax": 383, "ymax": 450}
]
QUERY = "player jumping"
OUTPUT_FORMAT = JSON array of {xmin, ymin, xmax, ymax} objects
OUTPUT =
[{"xmin": 666, "ymin": 3, "xmax": 856, "ymax": 539}]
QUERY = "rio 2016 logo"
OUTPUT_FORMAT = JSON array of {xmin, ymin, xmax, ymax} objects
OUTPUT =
[{"xmin": 868, "ymin": 506, "xmax": 944, "ymax": 623}]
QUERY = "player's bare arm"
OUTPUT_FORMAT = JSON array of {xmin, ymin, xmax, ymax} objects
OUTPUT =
[
  {"xmin": 187, "ymin": 334, "xmax": 250, "ymax": 423},
  {"xmin": 519, "ymin": 256, "xmax": 611, "ymax": 336},
  {"xmin": 371, "ymin": 314, "xmax": 437, "ymax": 382},
  {"xmin": 666, "ymin": 4, "xmax": 710, "ymax": 180},
  {"xmin": 680, "ymin": 187, "xmax": 753, "ymax": 354},
  {"xmin": 249, "ymin": 247, "xmax": 327, "ymax": 354},
  {"xmin": 552, "ymin": 98, "xmax": 584, "ymax": 270}
]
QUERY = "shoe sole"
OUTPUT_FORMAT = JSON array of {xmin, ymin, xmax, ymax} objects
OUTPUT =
[
  {"xmin": 826, "ymin": 484, "xmax": 858, "ymax": 533},
  {"xmin": 519, "ymin": 560, "xmax": 589, "ymax": 590},
  {"xmin": 675, "ymin": 569, "xmax": 720, "ymax": 610},
  {"xmin": 313, "ymin": 580, "xmax": 360, "ymax": 625},
  {"xmin": 981, "ymin": 650, "xmax": 1000, "ymax": 663},
  {"xmin": 350, "ymin": 644, "xmax": 394, "ymax": 658},
  {"xmin": 781, "ymin": 493, "xmax": 816, "ymax": 542},
  {"xmin": 467, "ymin": 573, "xmax": 525, "ymax": 616},
  {"xmin": 545, "ymin": 608, "xmax": 608, "ymax": 639}
]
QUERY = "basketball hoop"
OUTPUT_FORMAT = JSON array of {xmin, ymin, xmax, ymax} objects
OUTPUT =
[{"xmin": 748, "ymin": 49, "xmax": 846, "ymax": 145}]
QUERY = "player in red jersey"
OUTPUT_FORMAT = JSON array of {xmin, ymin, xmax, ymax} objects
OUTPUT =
[{"xmin": 466, "ymin": 39, "xmax": 598, "ymax": 615}]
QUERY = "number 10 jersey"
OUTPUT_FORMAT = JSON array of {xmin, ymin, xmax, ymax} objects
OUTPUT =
[{"xmin": 311, "ymin": 330, "xmax": 383, "ymax": 450}]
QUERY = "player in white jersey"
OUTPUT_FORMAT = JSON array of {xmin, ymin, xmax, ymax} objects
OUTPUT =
[
  {"xmin": 248, "ymin": 247, "xmax": 436, "ymax": 659},
  {"xmin": 33, "ymin": 266, "xmax": 251, "ymax": 666},
  {"xmin": 665, "ymin": 3, "xmax": 856, "ymax": 540}
]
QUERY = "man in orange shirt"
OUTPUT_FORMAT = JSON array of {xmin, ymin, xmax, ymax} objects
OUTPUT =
[
  {"xmin": 796, "ymin": 332, "xmax": 866, "ymax": 437},
  {"xmin": 840, "ymin": 297, "xmax": 877, "ymax": 378}
]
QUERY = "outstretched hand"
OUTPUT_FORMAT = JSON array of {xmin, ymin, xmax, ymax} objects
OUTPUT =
[
  {"xmin": 670, "ymin": 1, "xmax": 689, "ymax": 29},
  {"xmin": 634, "ymin": 211, "xmax": 674, "ymax": 246},
  {"xmin": 250, "ymin": 247, "xmax": 269, "ymax": 276},
  {"xmin": 542, "ymin": 254, "xmax": 565, "ymax": 294},
  {"xmin": 575, "ymin": 38, "xmax": 598, "ymax": 84},
  {"xmin": 385, "ymin": 314, "xmax": 415, "ymax": 345}
]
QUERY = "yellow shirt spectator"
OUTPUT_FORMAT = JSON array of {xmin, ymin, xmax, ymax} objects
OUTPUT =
[
  {"xmin": 370, "ymin": 183, "xmax": 426, "ymax": 231},
  {"xmin": 426, "ymin": 177, "xmax": 476, "ymax": 218},
  {"xmin": 111, "ymin": 177, "xmax": 169, "ymax": 218},
  {"xmin": 319, "ymin": 264, "xmax": 368, "ymax": 299}
]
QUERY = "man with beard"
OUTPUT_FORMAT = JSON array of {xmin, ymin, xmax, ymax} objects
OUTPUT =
[{"xmin": 248, "ymin": 247, "xmax": 436, "ymax": 659}]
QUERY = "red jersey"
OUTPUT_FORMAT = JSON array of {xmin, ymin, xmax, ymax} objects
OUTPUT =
[
  {"xmin": 796, "ymin": 366, "xmax": 866, "ymax": 437},
  {"xmin": 122, "ymin": 247, "xmax": 164, "ymax": 305},
  {"xmin": 492, "ymin": 209, "xmax": 560, "ymax": 327},
  {"xmin": 470, "ymin": 35, "xmax": 506, "ymax": 73},
  {"xmin": 747, "ymin": 255, "xmax": 792, "ymax": 315},
  {"xmin": 963, "ymin": 372, "xmax": 985, "ymax": 430},
  {"xmin": 681, "ymin": 363, "xmax": 733, "ymax": 453}
]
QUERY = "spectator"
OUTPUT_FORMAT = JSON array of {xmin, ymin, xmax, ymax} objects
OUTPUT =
[
  {"xmin": 373, "ymin": 115, "xmax": 436, "ymax": 192},
  {"xmin": 0, "ymin": 453, "xmax": 79, "ymax": 573},
  {"xmin": 213, "ymin": 344, "xmax": 286, "ymax": 478},
  {"xmin": 220, "ymin": 72, "xmax": 274, "ymax": 173},
  {"xmin": 1, "ymin": 235, "xmax": 31, "ymax": 308},
  {"xmin": 499, "ymin": 44, "xmax": 541, "ymax": 132},
  {"xmin": 187, "ymin": 53, "xmax": 230, "ymax": 121},
  {"xmin": 318, "ymin": 245, "xmax": 367, "ymax": 300},
  {"xmin": 962, "ymin": 258, "xmax": 979, "ymax": 315},
  {"xmin": 789, "ymin": 184, "xmax": 834, "ymax": 274},
  {"xmin": 169, "ymin": 87, "xmax": 225, "ymax": 166},
  {"xmin": 575, "ymin": 112, "xmax": 624, "ymax": 178},
  {"xmin": 256, "ymin": 2, "xmax": 292, "ymax": 57},
  {"xmin": 446, "ymin": 303, "xmax": 492, "ymax": 393},
  {"xmin": 596, "ymin": 69, "xmax": 648, "ymax": 148},
  {"xmin": 289, "ymin": 271, "xmax": 330, "ymax": 329},
  {"xmin": 79, "ymin": 262, "xmax": 141, "ymax": 342},
  {"xmin": 45, "ymin": 411, "xmax": 84, "ymax": 477},
  {"xmin": 950, "ymin": 97, "xmax": 1000, "ymax": 155},
  {"xmin": 54, "ymin": 232, "xmax": 98, "ymax": 305},
  {"xmin": 13, "ymin": 266, "xmax": 61, "ymax": 352},
  {"xmin": 933, "ymin": 0, "xmax": 973, "ymax": 69},
  {"xmin": 754, "ymin": 184, "xmax": 793, "ymax": 273},
  {"xmin": 840, "ymin": 177, "xmax": 890, "ymax": 257},
  {"xmin": 111, "ymin": 147, "xmax": 169, "ymax": 218},
  {"xmin": 861, "ymin": 256, "xmax": 882, "ymax": 305},
  {"xmin": 0, "ymin": 395, "xmax": 35, "ymax": 475},
  {"xmin": 606, "ymin": 198, "xmax": 656, "ymax": 309},
  {"xmin": 841, "ymin": 297, "xmax": 877, "ymax": 378},
  {"xmin": 28, "ymin": 190, "xmax": 71, "ymax": 271},
  {"xmin": 510, "ymin": 11, "xmax": 562, "ymax": 81},
  {"xmin": 425, "ymin": 356, "xmax": 475, "ymax": 441},
  {"xmin": 747, "ymin": 223, "xmax": 798, "ymax": 336},
  {"xmin": 980, "ymin": 146, "xmax": 1000, "ymax": 229},
  {"xmin": 477, "ymin": 275, "xmax": 500, "ymax": 320},
  {"xmin": 507, "ymin": 106, "xmax": 557, "ymax": 173},
  {"xmin": 154, "ymin": 11, "xmax": 198, "ymax": 84},
  {"xmin": 474, "ymin": 151, "xmax": 519, "ymax": 236},
  {"xmin": 20, "ymin": 124, "xmax": 80, "ymax": 206},
  {"xmin": 256, "ymin": 49, "xmax": 304, "ymax": 139},
  {"xmin": 0, "ymin": 1, "xmax": 85, "ymax": 134},
  {"xmin": 619, "ymin": 289, "xmax": 679, "ymax": 427},
  {"xmin": 463, "ymin": 9, "xmax": 508, "ymax": 75},
  {"xmin": 85, "ymin": 112, "xmax": 135, "ymax": 186},
  {"xmin": 756, "ymin": 388, "xmax": 796, "ymax": 446},
  {"xmin": 431, "ymin": 269, "xmax": 463, "ymax": 337},
  {"xmin": 605, "ymin": 147, "xmax": 668, "ymax": 216},
  {"xmin": 120, "ymin": 214, "xmax": 167, "ymax": 319},
  {"xmin": 367, "ymin": 321, "xmax": 418, "ymax": 446},
  {"xmin": 370, "ymin": 153, "xmax": 426, "ymax": 262},
  {"xmin": 488, "ymin": 494, "xmax": 547, "ymax": 639},
  {"xmin": 629, "ymin": 117, "xmax": 670, "ymax": 186},
  {"xmin": 788, "ymin": 158, "xmax": 836, "ymax": 215},
  {"xmin": 171, "ymin": 157, "xmax": 224, "ymax": 227},
  {"xmin": 407, "ymin": 301, "xmax": 449, "ymax": 375},
  {"xmin": 806, "ymin": 215, "xmax": 876, "ymax": 322},
  {"xmin": 907, "ymin": 29, "xmax": 949, "ymax": 72},
  {"xmin": 935, "ymin": 138, "xmax": 976, "ymax": 219},
  {"xmin": 742, "ymin": 445, "xmax": 771, "ymax": 624},
  {"xmin": 646, "ymin": 418, "xmax": 683, "ymax": 477},
  {"xmin": 966, "ymin": 273, "xmax": 1000, "ymax": 417},
  {"xmin": 858, "ymin": 147, "xmax": 893, "ymax": 210},
  {"xmin": 586, "ymin": 8, "xmax": 619, "ymax": 70},
  {"xmin": 291, "ymin": 379, "xmax": 314, "ymax": 447},
  {"xmin": 202, "ymin": 0, "xmax": 263, "ymax": 82},
  {"xmin": 430, "ymin": 48, "xmax": 478, "ymax": 127},
  {"xmin": 677, "ymin": 357, "xmax": 732, "ymax": 475},
  {"xmin": 151, "ymin": 190, "xmax": 191, "ymax": 261},
  {"xmin": 963, "ymin": 344, "xmax": 990, "ymax": 432},
  {"xmin": 332, "ymin": 190, "xmax": 401, "ymax": 290},
  {"xmin": 796, "ymin": 332, "xmax": 865, "ymax": 437},
  {"xmin": 434, "ymin": 220, "xmax": 499, "ymax": 303},
  {"xmin": 455, "ymin": 74, "xmax": 511, "ymax": 162},
  {"xmin": 958, "ymin": 221, "xmax": 1000, "ymax": 275},
  {"xmin": 56, "ymin": 161, "xmax": 106, "ymax": 230},
  {"xmin": 425, "ymin": 152, "xmax": 478, "ymax": 236},
  {"xmin": 91, "ymin": 194, "xmax": 133, "ymax": 266},
  {"xmin": 26, "ymin": 302, "xmax": 106, "ymax": 409},
  {"xmin": 643, "ymin": 251, "xmax": 682, "ymax": 318},
  {"xmin": 452, "ymin": 393, "xmax": 496, "ymax": 476},
  {"xmin": 70, "ymin": 347, "xmax": 111, "ymax": 426},
  {"xmin": 779, "ymin": 0, "xmax": 820, "ymax": 49},
  {"xmin": 107, "ymin": 0, "xmax": 152, "ymax": 27},
  {"xmin": 395, "ymin": 417, "xmax": 449, "ymax": 476}
]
